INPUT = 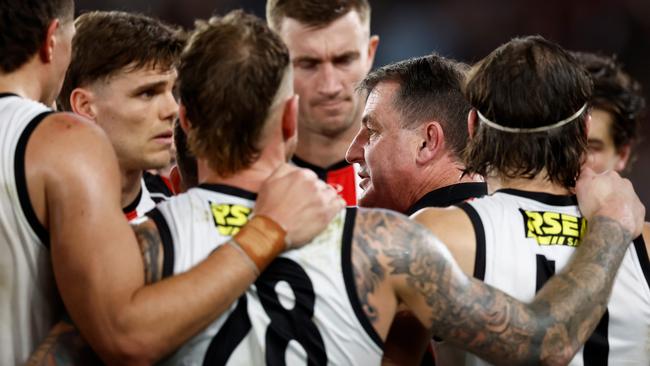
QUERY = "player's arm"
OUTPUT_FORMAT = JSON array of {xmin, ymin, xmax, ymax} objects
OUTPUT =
[
  {"xmin": 352, "ymin": 171, "xmax": 643, "ymax": 365},
  {"xmin": 35, "ymin": 114, "xmax": 342, "ymax": 365},
  {"xmin": 28, "ymin": 216, "xmax": 288, "ymax": 366}
]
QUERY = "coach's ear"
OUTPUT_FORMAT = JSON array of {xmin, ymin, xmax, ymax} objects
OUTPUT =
[
  {"xmin": 416, "ymin": 120, "xmax": 444, "ymax": 165},
  {"xmin": 178, "ymin": 103, "xmax": 192, "ymax": 133},
  {"xmin": 281, "ymin": 94, "xmax": 299, "ymax": 142},
  {"xmin": 69, "ymin": 88, "xmax": 97, "ymax": 121},
  {"xmin": 467, "ymin": 109, "xmax": 479, "ymax": 138}
]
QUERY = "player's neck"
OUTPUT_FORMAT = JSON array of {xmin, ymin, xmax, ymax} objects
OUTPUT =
[
  {"xmin": 0, "ymin": 63, "xmax": 49, "ymax": 105},
  {"xmin": 198, "ymin": 152, "xmax": 284, "ymax": 194},
  {"xmin": 121, "ymin": 168, "xmax": 143, "ymax": 209},
  {"xmin": 294, "ymin": 122, "xmax": 359, "ymax": 168},
  {"xmin": 487, "ymin": 173, "xmax": 571, "ymax": 196}
]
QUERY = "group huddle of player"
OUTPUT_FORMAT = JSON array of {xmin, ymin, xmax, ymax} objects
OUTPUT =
[{"xmin": 1, "ymin": 0, "xmax": 648, "ymax": 365}]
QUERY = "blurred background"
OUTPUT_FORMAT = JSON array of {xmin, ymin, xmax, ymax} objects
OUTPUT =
[{"xmin": 76, "ymin": 0, "xmax": 650, "ymax": 215}]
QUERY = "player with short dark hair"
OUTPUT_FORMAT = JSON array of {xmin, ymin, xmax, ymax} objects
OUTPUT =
[
  {"xmin": 266, "ymin": 0, "xmax": 379, "ymax": 205},
  {"xmin": 59, "ymin": 11, "xmax": 184, "ymax": 219}
]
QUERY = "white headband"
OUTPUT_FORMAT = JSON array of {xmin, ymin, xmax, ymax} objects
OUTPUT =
[{"xmin": 476, "ymin": 103, "xmax": 588, "ymax": 133}]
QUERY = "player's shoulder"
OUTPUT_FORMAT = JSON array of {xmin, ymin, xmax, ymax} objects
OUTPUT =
[
  {"xmin": 410, "ymin": 206, "xmax": 470, "ymax": 233},
  {"xmin": 35, "ymin": 112, "xmax": 112, "ymax": 153},
  {"xmin": 18, "ymin": 112, "xmax": 125, "ymax": 206}
]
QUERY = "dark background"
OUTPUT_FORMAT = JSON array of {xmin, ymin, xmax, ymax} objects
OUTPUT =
[{"xmin": 77, "ymin": 0, "xmax": 650, "ymax": 215}]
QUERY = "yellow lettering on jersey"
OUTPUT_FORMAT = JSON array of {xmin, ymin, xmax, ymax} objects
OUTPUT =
[
  {"xmin": 562, "ymin": 214, "xmax": 579, "ymax": 237},
  {"xmin": 210, "ymin": 202, "xmax": 252, "ymax": 236},
  {"xmin": 520, "ymin": 209, "xmax": 587, "ymax": 247}
]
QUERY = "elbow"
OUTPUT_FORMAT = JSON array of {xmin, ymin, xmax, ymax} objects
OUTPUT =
[
  {"xmin": 538, "ymin": 347, "xmax": 575, "ymax": 366},
  {"xmin": 529, "ymin": 337, "xmax": 576, "ymax": 366}
]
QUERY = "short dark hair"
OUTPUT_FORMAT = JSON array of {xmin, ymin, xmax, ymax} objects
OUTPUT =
[
  {"xmin": 464, "ymin": 36, "xmax": 593, "ymax": 188},
  {"xmin": 572, "ymin": 52, "xmax": 646, "ymax": 150},
  {"xmin": 59, "ymin": 11, "xmax": 185, "ymax": 111},
  {"xmin": 0, "ymin": 0, "xmax": 74, "ymax": 73},
  {"xmin": 266, "ymin": 0, "xmax": 371, "ymax": 31},
  {"xmin": 358, "ymin": 54, "xmax": 471, "ymax": 160},
  {"xmin": 178, "ymin": 10, "xmax": 290, "ymax": 176}
]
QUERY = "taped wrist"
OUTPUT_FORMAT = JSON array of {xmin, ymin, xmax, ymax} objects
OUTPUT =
[{"xmin": 232, "ymin": 215, "xmax": 287, "ymax": 273}]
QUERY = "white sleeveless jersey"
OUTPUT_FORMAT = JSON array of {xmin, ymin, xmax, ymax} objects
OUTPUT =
[
  {"xmin": 0, "ymin": 94, "xmax": 61, "ymax": 365},
  {"xmin": 457, "ymin": 189, "xmax": 650, "ymax": 366},
  {"xmin": 147, "ymin": 184, "xmax": 383, "ymax": 365}
]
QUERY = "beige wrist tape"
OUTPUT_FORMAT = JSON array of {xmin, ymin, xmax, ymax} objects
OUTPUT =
[{"xmin": 232, "ymin": 215, "xmax": 286, "ymax": 273}]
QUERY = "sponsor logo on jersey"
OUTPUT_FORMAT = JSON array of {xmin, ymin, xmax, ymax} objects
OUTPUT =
[
  {"xmin": 519, "ymin": 209, "xmax": 587, "ymax": 246},
  {"xmin": 210, "ymin": 202, "xmax": 251, "ymax": 236}
]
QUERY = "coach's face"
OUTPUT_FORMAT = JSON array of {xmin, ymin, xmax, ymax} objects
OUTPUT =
[
  {"xmin": 278, "ymin": 11, "xmax": 378, "ymax": 139},
  {"xmin": 346, "ymin": 82, "xmax": 421, "ymax": 213},
  {"xmin": 90, "ymin": 65, "xmax": 178, "ymax": 172}
]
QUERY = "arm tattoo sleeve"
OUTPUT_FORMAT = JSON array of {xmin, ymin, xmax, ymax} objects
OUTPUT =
[
  {"xmin": 352, "ymin": 208, "xmax": 632, "ymax": 365},
  {"xmin": 131, "ymin": 219, "xmax": 165, "ymax": 284},
  {"xmin": 352, "ymin": 224, "xmax": 385, "ymax": 323}
]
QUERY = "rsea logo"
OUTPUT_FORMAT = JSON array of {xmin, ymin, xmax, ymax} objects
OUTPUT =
[
  {"xmin": 519, "ymin": 209, "xmax": 587, "ymax": 247},
  {"xmin": 210, "ymin": 203, "xmax": 252, "ymax": 236}
]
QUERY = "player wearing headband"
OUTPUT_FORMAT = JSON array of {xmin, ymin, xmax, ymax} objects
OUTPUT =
[{"xmin": 384, "ymin": 36, "xmax": 650, "ymax": 366}]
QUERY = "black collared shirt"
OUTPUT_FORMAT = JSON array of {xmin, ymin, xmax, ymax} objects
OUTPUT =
[{"xmin": 405, "ymin": 182, "xmax": 487, "ymax": 215}]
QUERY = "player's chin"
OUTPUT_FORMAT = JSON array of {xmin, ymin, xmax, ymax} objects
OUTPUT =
[{"xmin": 145, "ymin": 151, "xmax": 172, "ymax": 171}]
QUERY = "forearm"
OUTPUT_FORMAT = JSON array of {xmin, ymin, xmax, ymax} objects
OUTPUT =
[
  {"xmin": 527, "ymin": 215, "xmax": 632, "ymax": 364},
  {"xmin": 433, "ymin": 216, "xmax": 631, "ymax": 365},
  {"xmin": 384, "ymin": 213, "xmax": 631, "ymax": 366},
  {"xmin": 103, "ymin": 243, "xmax": 257, "ymax": 364},
  {"xmin": 77, "ymin": 215, "xmax": 285, "ymax": 364}
]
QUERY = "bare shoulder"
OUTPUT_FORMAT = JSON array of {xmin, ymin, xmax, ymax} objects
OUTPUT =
[
  {"xmin": 29, "ymin": 112, "xmax": 119, "ymax": 187},
  {"xmin": 411, "ymin": 206, "xmax": 476, "ymax": 275},
  {"xmin": 34, "ymin": 112, "xmax": 113, "ymax": 157},
  {"xmin": 22, "ymin": 112, "xmax": 121, "ymax": 233}
]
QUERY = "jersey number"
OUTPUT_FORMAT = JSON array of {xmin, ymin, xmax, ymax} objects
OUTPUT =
[
  {"xmin": 203, "ymin": 258, "xmax": 327, "ymax": 365},
  {"xmin": 535, "ymin": 254, "xmax": 609, "ymax": 365}
]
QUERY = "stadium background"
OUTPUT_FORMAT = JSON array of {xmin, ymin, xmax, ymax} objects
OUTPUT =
[{"xmin": 77, "ymin": 0, "xmax": 650, "ymax": 218}]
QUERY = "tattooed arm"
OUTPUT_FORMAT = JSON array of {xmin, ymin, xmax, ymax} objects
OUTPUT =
[
  {"xmin": 352, "ymin": 208, "xmax": 634, "ymax": 365},
  {"xmin": 131, "ymin": 218, "xmax": 165, "ymax": 284}
]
